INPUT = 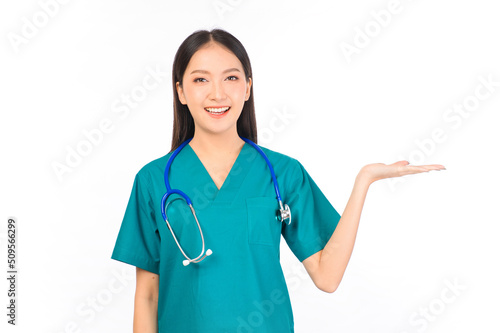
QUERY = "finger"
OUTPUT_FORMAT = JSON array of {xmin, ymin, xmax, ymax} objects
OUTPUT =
[
  {"xmin": 416, "ymin": 164, "xmax": 446, "ymax": 171},
  {"xmin": 391, "ymin": 160, "xmax": 410, "ymax": 167},
  {"xmin": 403, "ymin": 165, "xmax": 430, "ymax": 174},
  {"xmin": 427, "ymin": 164, "xmax": 446, "ymax": 170},
  {"xmin": 402, "ymin": 164, "xmax": 445, "ymax": 175}
]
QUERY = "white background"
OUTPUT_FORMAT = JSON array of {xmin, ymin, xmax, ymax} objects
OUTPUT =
[{"xmin": 1, "ymin": 0, "xmax": 499, "ymax": 332}]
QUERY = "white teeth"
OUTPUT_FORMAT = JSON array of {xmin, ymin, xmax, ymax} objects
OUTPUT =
[{"xmin": 205, "ymin": 107, "xmax": 230, "ymax": 114}]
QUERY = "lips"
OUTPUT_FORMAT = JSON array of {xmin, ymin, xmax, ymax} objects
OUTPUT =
[{"xmin": 204, "ymin": 106, "xmax": 231, "ymax": 115}]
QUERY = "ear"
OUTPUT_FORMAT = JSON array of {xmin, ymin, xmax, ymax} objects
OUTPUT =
[
  {"xmin": 176, "ymin": 82, "xmax": 187, "ymax": 105},
  {"xmin": 245, "ymin": 77, "xmax": 252, "ymax": 101}
]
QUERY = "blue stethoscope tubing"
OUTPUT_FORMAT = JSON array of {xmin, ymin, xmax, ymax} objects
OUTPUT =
[
  {"xmin": 161, "ymin": 137, "xmax": 291, "ymax": 266},
  {"xmin": 241, "ymin": 137, "xmax": 291, "ymax": 222}
]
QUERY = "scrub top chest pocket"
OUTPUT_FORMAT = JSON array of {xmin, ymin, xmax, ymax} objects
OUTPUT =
[{"xmin": 246, "ymin": 197, "xmax": 282, "ymax": 247}]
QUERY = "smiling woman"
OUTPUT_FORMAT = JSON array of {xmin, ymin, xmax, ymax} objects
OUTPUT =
[
  {"xmin": 175, "ymin": 42, "xmax": 252, "ymax": 141},
  {"xmin": 170, "ymin": 29, "xmax": 256, "ymax": 152},
  {"xmin": 110, "ymin": 28, "xmax": 445, "ymax": 333}
]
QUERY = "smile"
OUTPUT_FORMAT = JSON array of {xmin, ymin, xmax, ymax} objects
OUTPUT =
[{"xmin": 205, "ymin": 106, "xmax": 231, "ymax": 115}]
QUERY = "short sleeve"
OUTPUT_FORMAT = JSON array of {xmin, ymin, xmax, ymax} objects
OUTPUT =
[
  {"xmin": 281, "ymin": 161, "xmax": 341, "ymax": 262},
  {"xmin": 111, "ymin": 172, "xmax": 161, "ymax": 274}
]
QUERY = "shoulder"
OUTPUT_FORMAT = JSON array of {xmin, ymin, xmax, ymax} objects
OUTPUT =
[
  {"xmin": 256, "ymin": 144, "xmax": 306, "ymax": 181},
  {"xmin": 133, "ymin": 152, "xmax": 173, "ymax": 187},
  {"xmin": 258, "ymin": 145, "xmax": 297, "ymax": 164}
]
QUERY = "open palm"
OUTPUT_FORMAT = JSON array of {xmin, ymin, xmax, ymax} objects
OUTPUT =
[{"xmin": 362, "ymin": 160, "xmax": 446, "ymax": 184}]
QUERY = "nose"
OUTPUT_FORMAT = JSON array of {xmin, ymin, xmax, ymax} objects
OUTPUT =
[{"xmin": 209, "ymin": 81, "xmax": 226, "ymax": 101}]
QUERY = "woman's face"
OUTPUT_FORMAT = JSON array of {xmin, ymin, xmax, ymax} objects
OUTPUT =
[{"xmin": 176, "ymin": 42, "xmax": 252, "ymax": 138}]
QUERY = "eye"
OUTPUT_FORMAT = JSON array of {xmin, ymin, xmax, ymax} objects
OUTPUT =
[
  {"xmin": 194, "ymin": 78, "xmax": 207, "ymax": 83},
  {"xmin": 226, "ymin": 76, "xmax": 238, "ymax": 81}
]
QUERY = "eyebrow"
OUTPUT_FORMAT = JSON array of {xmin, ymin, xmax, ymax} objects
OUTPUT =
[{"xmin": 189, "ymin": 68, "xmax": 241, "ymax": 75}]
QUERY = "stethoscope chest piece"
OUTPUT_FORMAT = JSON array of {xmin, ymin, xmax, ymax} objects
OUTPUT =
[{"xmin": 277, "ymin": 202, "xmax": 291, "ymax": 225}]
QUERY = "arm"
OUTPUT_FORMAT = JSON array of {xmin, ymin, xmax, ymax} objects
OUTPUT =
[
  {"xmin": 134, "ymin": 267, "xmax": 159, "ymax": 332},
  {"xmin": 302, "ymin": 161, "xmax": 445, "ymax": 293}
]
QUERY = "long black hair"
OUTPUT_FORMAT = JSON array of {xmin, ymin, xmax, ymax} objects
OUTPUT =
[{"xmin": 171, "ymin": 29, "xmax": 257, "ymax": 151}]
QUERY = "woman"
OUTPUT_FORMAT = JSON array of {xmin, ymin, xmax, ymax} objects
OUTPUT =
[{"xmin": 111, "ymin": 29, "xmax": 445, "ymax": 332}]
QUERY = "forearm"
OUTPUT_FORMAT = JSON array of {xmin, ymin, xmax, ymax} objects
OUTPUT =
[
  {"xmin": 133, "ymin": 294, "xmax": 158, "ymax": 333},
  {"xmin": 316, "ymin": 170, "xmax": 372, "ymax": 292},
  {"xmin": 303, "ymin": 160, "xmax": 444, "ymax": 292}
]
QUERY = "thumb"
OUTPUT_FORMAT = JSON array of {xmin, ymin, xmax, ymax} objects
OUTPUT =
[{"xmin": 392, "ymin": 160, "xmax": 410, "ymax": 167}]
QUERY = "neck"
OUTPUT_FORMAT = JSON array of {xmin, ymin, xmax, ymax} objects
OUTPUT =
[{"xmin": 189, "ymin": 129, "xmax": 244, "ymax": 156}]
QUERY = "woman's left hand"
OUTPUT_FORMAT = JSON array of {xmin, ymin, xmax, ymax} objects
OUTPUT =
[{"xmin": 359, "ymin": 160, "xmax": 446, "ymax": 185}]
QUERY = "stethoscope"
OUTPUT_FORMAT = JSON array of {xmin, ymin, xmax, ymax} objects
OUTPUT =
[{"xmin": 161, "ymin": 137, "xmax": 291, "ymax": 266}]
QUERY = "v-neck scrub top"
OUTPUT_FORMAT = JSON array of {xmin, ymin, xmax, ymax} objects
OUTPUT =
[{"xmin": 111, "ymin": 143, "xmax": 341, "ymax": 332}]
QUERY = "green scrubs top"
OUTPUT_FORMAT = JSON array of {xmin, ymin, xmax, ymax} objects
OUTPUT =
[{"xmin": 111, "ymin": 142, "xmax": 341, "ymax": 332}]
